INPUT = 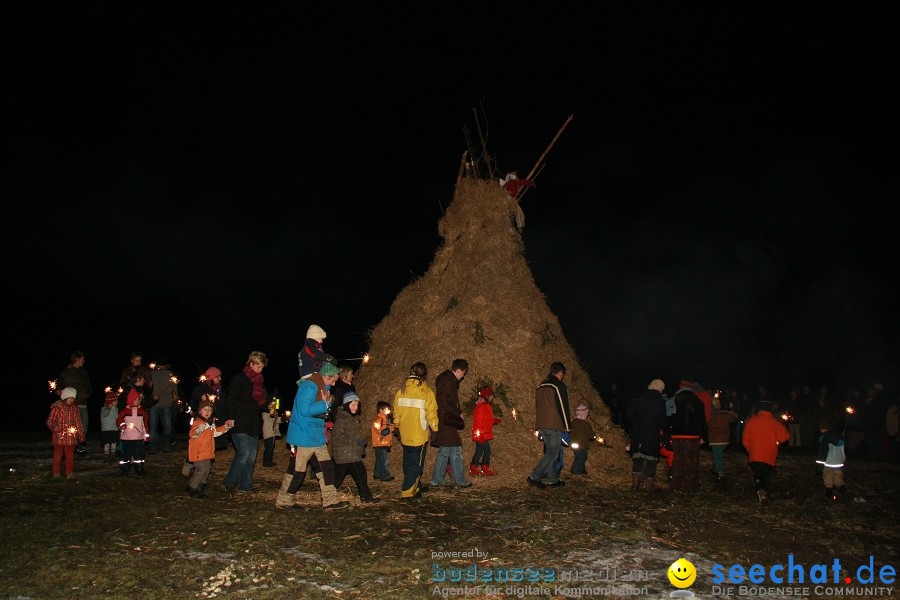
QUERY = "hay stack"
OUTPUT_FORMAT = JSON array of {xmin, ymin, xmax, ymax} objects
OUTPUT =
[{"xmin": 354, "ymin": 176, "xmax": 631, "ymax": 487}]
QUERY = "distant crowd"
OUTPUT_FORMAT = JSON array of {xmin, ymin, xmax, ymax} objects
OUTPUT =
[{"xmin": 48, "ymin": 329, "xmax": 898, "ymax": 509}]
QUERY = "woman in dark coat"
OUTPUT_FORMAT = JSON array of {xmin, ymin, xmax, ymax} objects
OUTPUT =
[{"xmin": 627, "ymin": 379, "xmax": 668, "ymax": 491}]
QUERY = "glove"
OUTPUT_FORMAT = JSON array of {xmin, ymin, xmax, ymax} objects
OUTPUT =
[{"xmin": 380, "ymin": 428, "xmax": 391, "ymax": 436}]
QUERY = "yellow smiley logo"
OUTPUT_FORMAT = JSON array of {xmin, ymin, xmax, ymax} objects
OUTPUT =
[{"xmin": 668, "ymin": 558, "xmax": 696, "ymax": 588}]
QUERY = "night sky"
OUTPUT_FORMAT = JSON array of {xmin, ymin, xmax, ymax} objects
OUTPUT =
[{"xmin": 10, "ymin": 5, "xmax": 898, "ymax": 431}]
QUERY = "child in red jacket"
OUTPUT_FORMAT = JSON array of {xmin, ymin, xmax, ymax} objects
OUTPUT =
[
  {"xmin": 117, "ymin": 389, "xmax": 150, "ymax": 475},
  {"xmin": 46, "ymin": 387, "xmax": 85, "ymax": 479},
  {"xmin": 470, "ymin": 387, "xmax": 502, "ymax": 476},
  {"xmin": 187, "ymin": 399, "xmax": 233, "ymax": 498}
]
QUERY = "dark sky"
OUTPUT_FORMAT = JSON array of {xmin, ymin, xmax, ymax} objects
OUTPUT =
[{"xmin": 9, "ymin": 5, "xmax": 898, "ymax": 430}]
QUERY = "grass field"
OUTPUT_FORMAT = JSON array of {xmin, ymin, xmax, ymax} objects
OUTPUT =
[{"xmin": 1, "ymin": 431, "xmax": 897, "ymax": 599}]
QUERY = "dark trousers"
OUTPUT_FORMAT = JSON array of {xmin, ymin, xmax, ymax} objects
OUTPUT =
[
  {"xmin": 401, "ymin": 443, "xmax": 428, "ymax": 497},
  {"xmin": 670, "ymin": 435, "xmax": 700, "ymax": 492},
  {"xmin": 334, "ymin": 461, "xmax": 374, "ymax": 499},
  {"xmin": 262, "ymin": 437, "xmax": 276, "ymax": 466},
  {"xmin": 120, "ymin": 440, "xmax": 145, "ymax": 473},
  {"xmin": 571, "ymin": 449, "xmax": 588, "ymax": 473},
  {"xmin": 750, "ymin": 461, "xmax": 774, "ymax": 491},
  {"xmin": 471, "ymin": 441, "xmax": 492, "ymax": 465}
]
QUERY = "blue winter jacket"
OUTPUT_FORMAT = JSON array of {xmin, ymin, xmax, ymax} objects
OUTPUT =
[{"xmin": 286, "ymin": 375, "xmax": 331, "ymax": 447}]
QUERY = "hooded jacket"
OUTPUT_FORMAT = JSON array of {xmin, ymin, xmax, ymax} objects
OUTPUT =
[
  {"xmin": 393, "ymin": 377, "xmax": 438, "ymax": 447},
  {"xmin": 742, "ymin": 409, "xmax": 789, "ymax": 465}
]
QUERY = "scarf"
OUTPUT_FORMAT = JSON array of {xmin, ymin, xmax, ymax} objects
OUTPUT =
[{"xmin": 243, "ymin": 363, "xmax": 266, "ymax": 407}]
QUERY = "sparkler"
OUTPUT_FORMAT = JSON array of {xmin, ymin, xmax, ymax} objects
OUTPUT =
[
  {"xmin": 344, "ymin": 353, "xmax": 371, "ymax": 364},
  {"xmin": 67, "ymin": 426, "xmax": 77, "ymax": 435},
  {"xmin": 780, "ymin": 412, "xmax": 792, "ymax": 422},
  {"xmin": 842, "ymin": 406, "xmax": 855, "ymax": 436},
  {"xmin": 48, "ymin": 380, "xmax": 58, "ymax": 392},
  {"xmin": 595, "ymin": 436, "xmax": 605, "ymax": 445},
  {"xmin": 170, "ymin": 375, "xmax": 179, "ymax": 385},
  {"xmin": 511, "ymin": 408, "xmax": 518, "ymax": 421},
  {"xmin": 474, "ymin": 429, "xmax": 481, "ymax": 439}
]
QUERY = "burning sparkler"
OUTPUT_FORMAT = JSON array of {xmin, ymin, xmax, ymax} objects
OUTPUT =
[
  {"xmin": 344, "ymin": 353, "xmax": 371, "ymax": 364},
  {"xmin": 67, "ymin": 426, "xmax": 77, "ymax": 435},
  {"xmin": 511, "ymin": 408, "xmax": 518, "ymax": 421},
  {"xmin": 48, "ymin": 380, "xmax": 58, "ymax": 392}
]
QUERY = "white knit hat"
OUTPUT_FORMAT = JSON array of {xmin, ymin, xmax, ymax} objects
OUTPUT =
[
  {"xmin": 60, "ymin": 387, "xmax": 77, "ymax": 400},
  {"xmin": 648, "ymin": 379, "xmax": 665, "ymax": 392},
  {"xmin": 306, "ymin": 324, "xmax": 327, "ymax": 340}
]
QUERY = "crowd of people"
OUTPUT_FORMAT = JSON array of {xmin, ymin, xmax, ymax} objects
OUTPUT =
[{"xmin": 48, "ymin": 338, "xmax": 897, "ymax": 507}]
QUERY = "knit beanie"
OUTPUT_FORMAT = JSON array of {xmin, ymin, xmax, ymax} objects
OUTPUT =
[
  {"xmin": 60, "ymin": 387, "xmax": 77, "ymax": 400},
  {"xmin": 198, "ymin": 399, "xmax": 214, "ymax": 413},
  {"xmin": 757, "ymin": 400, "xmax": 774, "ymax": 412},
  {"xmin": 306, "ymin": 324, "xmax": 327, "ymax": 341},
  {"xmin": 575, "ymin": 404, "xmax": 589, "ymax": 419},
  {"xmin": 343, "ymin": 391, "xmax": 360, "ymax": 405},
  {"xmin": 204, "ymin": 367, "xmax": 222, "ymax": 380},
  {"xmin": 319, "ymin": 362, "xmax": 340, "ymax": 376},
  {"xmin": 126, "ymin": 389, "xmax": 141, "ymax": 408},
  {"xmin": 479, "ymin": 386, "xmax": 493, "ymax": 399}
]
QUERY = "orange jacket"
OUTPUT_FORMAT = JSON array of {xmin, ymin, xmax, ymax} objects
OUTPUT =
[
  {"xmin": 371, "ymin": 412, "xmax": 394, "ymax": 448},
  {"xmin": 742, "ymin": 410, "xmax": 789, "ymax": 466},
  {"xmin": 188, "ymin": 417, "xmax": 230, "ymax": 462}
]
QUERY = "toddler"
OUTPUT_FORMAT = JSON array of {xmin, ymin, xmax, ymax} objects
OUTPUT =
[{"xmin": 46, "ymin": 387, "xmax": 85, "ymax": 479}]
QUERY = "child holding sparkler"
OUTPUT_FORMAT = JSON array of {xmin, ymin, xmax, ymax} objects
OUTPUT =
[
  {"xmin": 100, "ymin": 388, "xmax": 121, "ymax": 455},
  {"xmin": 816, "ymin": 420, "xmax": 847, "ymax": 502},
  {"xmin": 569, "ymin": 403, "xmax": 594, "ymax": 475},
  {"xmin": 471, "ymin": 387, "xmax": 501, "ymax": 476},
  {"xmin": 261, "ymin": 395, "xmax": 282, "ymax": 467},
  {"xmin": 332, "ymin": 392, "xmax": 378, "ymax": 502},
  {"xmin": 117, "ymin": 389, "xmax": 150, "ymax": 475},
  {"xmin": 46, "ymin": 387, "xmax": 85, "ymax": 479},
  {"xmin": 372, "ymin": 400, "xmax": 395, "ymax": 481},
  {"xmin": 187, "ymin": 399, "xmax": 234, "ymax": 498}
]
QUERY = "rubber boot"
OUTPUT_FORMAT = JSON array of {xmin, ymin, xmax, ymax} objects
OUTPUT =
[
  {"xmin": 120, "ymin": 463, "xmax": 131, "ymax": 476},
  {"xmin": 470, "ymin": 464, "xmax": 481, "ymax": 477},
  {"xmin": 481, "ymin": 465, "xmax": 497, "ymax": 476}
]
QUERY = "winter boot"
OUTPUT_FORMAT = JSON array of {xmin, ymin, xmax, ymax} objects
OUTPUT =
[
  {"xmin": 631, "ymin": 473, "xmax": 642, "ymax": 491},
  {"xmin": 136, "ymin": 465, "xmax": 145, "ymax": 476},
  {"xmin": 481, "ymin": 465, "xmax": 497, "ymax": 476},
  {"xmin": 103, "ymin": 443, "xmax": 110, "ymax": 455},
  {"xmin": 643, "ymin": 477, "xmax": 658, "ymax": 492},
  {"xmin": 120, "ymin": 464, "xmax": 131, "ymax": 476},
  {"xmin": 469, "ymin": 464, "xmax": 481, "ymax": 477}
]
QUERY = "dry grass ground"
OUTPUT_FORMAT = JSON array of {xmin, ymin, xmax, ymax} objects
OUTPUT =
[{"xmin": 0, "ymin": 430, "xmax": 897, "ymax": 600}]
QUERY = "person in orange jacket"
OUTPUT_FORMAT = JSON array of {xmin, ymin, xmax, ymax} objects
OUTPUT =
[
  {"xmin": 187, "ymin": 399, "xmax": 233, "ymax": 498},
  {"xmin": 372, "ymin": 400, "xmax": 395, "ymax": 481},
  {"xmin": 470, "ymin": 386, "xmax": 502, "ymax": 476},
  {"xmin": 742, "ymin": 400, "xmax": 789, "ymax": 503}
]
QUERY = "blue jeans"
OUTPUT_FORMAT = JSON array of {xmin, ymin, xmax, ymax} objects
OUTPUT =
[
  {"xmin": 471, "ymin": 441, "xmax": 491, "ymax": 465},
  {"xmin": 711, "ymin": 445, "xmax": 726, "ymax": 474},
  {"xmin": 531, "ymin": 429, "xmax": 562, "ymax": 484},
  {"xmin": 148, "ymin": 405, "xmax": 173, "ymax": 450},
  {"xmin": 431, "ymin": 445, "xmax": 468, "ymax": 485},
  {"xmin": 224, "ymin": 433, "xmax": 258, "ymax": 491},
  {"xmin": 401, "ymin": 443, "xmax": 428, "ymax": 497},
  {"xmin": 374, "ymin": 447, "xmax": 391, "ymax": 479},
  {"xmin": 571, "ymin": 449, "xmax": 588, "ymax": 473}
]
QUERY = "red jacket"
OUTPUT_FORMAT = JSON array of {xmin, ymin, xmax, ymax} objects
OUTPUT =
[
  {"xmin": 46, "ymin": 400, "xmax": 85, "ymax": 446},
  {"xmin": 472, "ymin": 400, "xmax": 501, "ymax": 442},
  {"xmin": 742, "ymin": 410, "xmax": 789, "ymax": 465},
  {"xmin": 371, "ymin": 412, "xmax": 394, "ymax": 448}
]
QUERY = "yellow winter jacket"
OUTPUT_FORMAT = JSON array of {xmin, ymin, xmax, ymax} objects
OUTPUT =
[{"xmin": 392, "ymin": 378, "xmax": 438, "ymax": 447}]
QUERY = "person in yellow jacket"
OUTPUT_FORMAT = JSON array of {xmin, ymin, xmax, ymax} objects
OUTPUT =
[
  {"xmin": 392, "ymin": 362, "xmax": 438, "ymax": 499},
  {"xmin": 187, "ymin": 399, "xmax": 234, "ymax": 498}
]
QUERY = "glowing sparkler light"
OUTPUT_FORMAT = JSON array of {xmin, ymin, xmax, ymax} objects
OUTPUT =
[
  {"xmin": 373, "ymin": 421, "xmax": 381, "ymax": 429},
  {"xmin": 48, "ymin": 380, "xmax": 58, "ymax": 391},
  {"xmin": 208, "ymin": 395, "xmax": 216, "ymax": 403},
  {"xmin": 533, "ymin": 430, "xmax": 539, "ymax": 438},
  {"xmin": 511, "ymin": 408, "xmax": 518, "ymax": 421},
  {"xmin": 284, "ymin": 410, "xmax": 291, "ymax": 418},
  {"xmin": 104, "ymin": 386, "xmax": 112, "ymax": 393},
  {"xmin": 474, "ymin": 429, "xmax": 481, "ymax": 439},
  {"xmin": 169, "ymin": 375, "xmax": 179, "ymax": 384},
  {"xmin": 780, "ymin": 412, "xmax": 791, "ymax": 421},
  {"xmin": 596, "ymin": 436, "xmax": 605, "ymax": 445},
  {"xmin": 127, "ymin": 423, "xmax": 135, "ymax": 429},
  {"xmin": 199, "ymin": 374, "xmax": 208, "ymax": 382},
  {"xmin": 845, "ymin": 406, "xmax": 855, "ymax": 414},
  {"xmin": 149, "ymin": 362, "xmax": 157, "ymax": 370},
  {"xmin": 362, "ymin": 353, "xmax": 370, "ymax": 364},
  {"xmin": 67, "ymin": 427, "xmax": 77, "ymax": 435}
]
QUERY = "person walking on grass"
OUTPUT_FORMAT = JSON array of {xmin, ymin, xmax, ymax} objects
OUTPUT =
[
  {"xmin": 186, "ymin": 399, "xmax": 233, "ymax": 498},
  {"xmin": 275, "ymin": 362, "xmax": 348, "ymax": 510},
  {"xmin": 332, "ymin": 392, "xmax": 379, "ymax": 503},
  {"xmin": 527, "ymin": 362, "xmax": 571, "ymax": 489},
  {"xmin": 431, "ymin": 358, "xmax": 472, "ymax": 489},
  {"xmin": 627, "ymin": 379, "xmax": 668, "ymax": 492},
  {"xmin": 742, "ymin": 399, "xmax": 789, "ymax": 504},
  {"xmin": 221, "ymin": 351, "xmax": 267, "ymax": 493},
  {"xmin": 46, "ymin": 387, "xmax": 85, "ymax": 479},
  {"xmin": 372, "ymin": 400, "xmax": 395, "ymax": 482},
  {"xmin": 393, "ymin": 362, "xmax": 439, "ymax": 499},
  {"xmin": 471, "ymin": 386, "xmax": 501, "ymax": 477}
]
